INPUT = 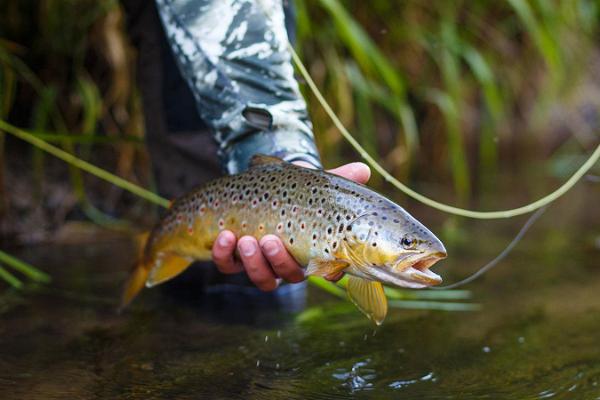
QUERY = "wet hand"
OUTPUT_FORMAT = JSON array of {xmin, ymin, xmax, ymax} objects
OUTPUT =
[{"xmin": 211, "ymin": 161, "xmax": 371, "ymax": 291}]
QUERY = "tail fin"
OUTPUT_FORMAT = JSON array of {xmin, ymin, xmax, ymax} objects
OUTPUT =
[
  {"xmin": 120, "ymin": 232, "xmax": 151, "ymax": 310},
  {"xmin": 120, "ymin": 232, "xmax": 194, "ymax": 310},
  {"xmin": 120, "ymin": 261, "xmax": 150, "ymax": 310}
]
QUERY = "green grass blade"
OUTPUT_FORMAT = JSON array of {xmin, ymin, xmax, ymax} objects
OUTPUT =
[
  {"xmin": 389, "ymin": 300, "xmax": 480, "ymax": 311},
  {"xmin": 345, "ymin": 63, "xmax": 418, "ymax": 156},
  {"xmin": 0, "ymin": 265, "xmax": 23, "ymax": 289},
  {"xmin": 27, "ymin": 131, "xmax": 143, "ymax": 145},
  {"xmin": 307, "ymin": 276, "xmax": 345, "ymax": 298},
  {"xmin": 0, "ymin": 119, "xmax": 170, "ymax": 209},
  {"xmin": 507, "ymin": 0, "xmax": 562, "ymax": 87},
  {"xmin": 318, "ymin": 0, "xmax": 406, "ymax": 95},
  {"xmin": 0, "ymin": 250, "xmax": 50, "ymax": 283},
  {"xmin": 384, "ymin": 286, "xmax": 471, "ymax": 300}
]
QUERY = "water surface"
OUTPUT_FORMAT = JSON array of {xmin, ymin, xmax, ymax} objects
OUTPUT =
[{"xmin": 1, "ymin": 186, "xmax": 599, "ymax": 399}]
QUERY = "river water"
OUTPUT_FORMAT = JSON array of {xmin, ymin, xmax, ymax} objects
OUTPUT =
[{"xmin": 0, "ymin": 184, "xmax": 599, "ymax": 399}]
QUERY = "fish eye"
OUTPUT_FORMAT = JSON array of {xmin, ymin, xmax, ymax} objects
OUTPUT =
[{"xmin": 401, "ymin": 234, "xmax": 417, "ymax": 250}]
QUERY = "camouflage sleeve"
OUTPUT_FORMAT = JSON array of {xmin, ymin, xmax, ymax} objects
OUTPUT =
[{"xmin": 154, "ymin": 0, "xmax": 321, "ymax": 174}]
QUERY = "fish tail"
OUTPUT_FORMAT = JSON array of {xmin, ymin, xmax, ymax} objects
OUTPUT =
[
  {"xmin": 119, "ymin": 232, "xmax": 151, "ymax": 311},
  {"xmin": 119, "ymin": 260, "xmax": 150, "ymax": 311}
]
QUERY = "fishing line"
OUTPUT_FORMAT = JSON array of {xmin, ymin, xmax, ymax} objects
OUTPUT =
[
  {"xmin": 431, "ymin": 206, "xmax": 547, "ymax": 290},
  {"xmin": 287, "ymin": 44, "xmax": 600, "ymax": 220}
]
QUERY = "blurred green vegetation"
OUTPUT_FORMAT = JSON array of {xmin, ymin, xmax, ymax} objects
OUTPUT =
[
  {"xmin": 297, "ymin": 0, "xmax": 600, "ymax": 198},
  {"xmin": 2, "ymin": 0, "xmax": 599, "ymax": 308},
  {"xmin": 1, "ymin": 0, "xmax": 599, "ymax": 234},
  {"xmin": 0, "ymin": 0, "xmax": 150, "ymax": 236}
]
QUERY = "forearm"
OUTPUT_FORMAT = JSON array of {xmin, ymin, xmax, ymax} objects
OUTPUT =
[{"xmin": 155, "ymin": 0, "xmax": 321, "ymax": 173}]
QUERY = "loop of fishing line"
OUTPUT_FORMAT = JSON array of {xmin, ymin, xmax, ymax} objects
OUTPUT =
[{"xmin": 287, "ymin": 44, "xmax": 600, "ymax": 220}]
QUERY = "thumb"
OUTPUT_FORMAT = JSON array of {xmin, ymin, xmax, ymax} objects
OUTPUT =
[{"xmin": 327, "ymin": 162, "xmax": 371, "ymax": 184}]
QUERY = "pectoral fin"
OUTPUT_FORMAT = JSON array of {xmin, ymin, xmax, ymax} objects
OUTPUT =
[
  {"xmin": 306, "ymin": 259, "xmax": 349, "ymax": 278},
  {"xmin": 346, "ymin": 276, "xmax": 388, "ymax": 325},
  {"xmin": 146, "ymin": 252, "xmax": 193, "ymax": 287}
]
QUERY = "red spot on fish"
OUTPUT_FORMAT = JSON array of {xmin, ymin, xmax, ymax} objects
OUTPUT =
[
  {"xmin": 187, "ymin": 226, "xmax": 194, "ymax": 235},
  {"xmin": 258, "ymin": 224, "xmax": 264, "ymax": 231},
  {"xmin": 218, "ymin": 219, "xmax": 225, "ymax": 229}
]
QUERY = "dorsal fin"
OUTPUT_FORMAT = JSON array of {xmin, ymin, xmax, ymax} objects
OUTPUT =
[{"xmin": 249, "ymin": 154, "xmax": 285, "ymax": 168}]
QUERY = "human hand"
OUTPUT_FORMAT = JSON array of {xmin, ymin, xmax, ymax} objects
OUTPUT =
[{"xmin": 211, "ymin": 161, "xmax": 371, "ymax": 291}]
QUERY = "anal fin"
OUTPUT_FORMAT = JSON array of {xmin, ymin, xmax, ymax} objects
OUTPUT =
[
  {"xmin": 147, "ymin": 252, "xmax": 193, "ymax": 287},
  {"xmin": 346, "ymin": 276, "xmax": 388, "ymax": 325}
]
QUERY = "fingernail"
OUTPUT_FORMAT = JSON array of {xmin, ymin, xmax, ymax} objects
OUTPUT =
[
  {"xmin": 239, "ymin": 240, "xmax": 256, "ymax": 257},
  {"xmin": 218, "ymin": 234, "xmax": 232, "ymax": 247},
  {"xmin": 261, "ymin": 240, "xmax": 279, "ymax": 256}
]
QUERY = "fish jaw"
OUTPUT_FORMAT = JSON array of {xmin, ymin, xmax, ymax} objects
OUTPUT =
[
  {"xmin": 365, "ymin": 251, "xmax": 446, "ymax": 289},
  {"xmin": 402, "ymin": 253, "xmax": 445, "ymax": 286}
]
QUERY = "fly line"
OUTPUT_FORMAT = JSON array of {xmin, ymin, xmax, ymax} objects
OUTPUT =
[{"xmin": 288, "ymin": 44, "xmax": 600, "ymax": 220}]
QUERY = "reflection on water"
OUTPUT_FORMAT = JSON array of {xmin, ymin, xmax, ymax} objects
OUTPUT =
[{"xmin": 0, "ymin": 186, "xmax": 599, "ymax": 399}]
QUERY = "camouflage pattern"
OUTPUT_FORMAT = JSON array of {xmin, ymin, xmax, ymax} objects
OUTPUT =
[{"xmin": 155, "ymin": 0, "xmax": 321, "ymax": 174}]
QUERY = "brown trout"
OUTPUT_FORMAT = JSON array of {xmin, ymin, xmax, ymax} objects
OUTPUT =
[{"xmin": 122, "ymin": 155, "xmax": 447, "ymax": 324}]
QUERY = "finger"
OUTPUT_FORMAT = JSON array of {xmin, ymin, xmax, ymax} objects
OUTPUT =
[
  {"xmin": 212, "ymin": 230, "xmax": 243, "ymax": 274},
  {"xmin": 237, "ymin": 236, "xmax": 278, "ymax": 291},
  {"xmin": 328, "ymin": 162, "xmax": 371, "ymax": 184},
  {"xmin": 259, "ymin": 235, "xmax": 305, "ymax": 283}
]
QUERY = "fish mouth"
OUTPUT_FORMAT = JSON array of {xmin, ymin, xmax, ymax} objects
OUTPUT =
[
  {"xmin": 405, "ymin": 253, "xmax": 446, "ymax": 286},
  {"xmin": 381, "ymin": 251, "xmax": 446, "ymax": 289}
]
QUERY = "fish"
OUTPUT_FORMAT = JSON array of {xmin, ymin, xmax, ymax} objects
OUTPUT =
[{"xmin": 121, "ymin": 155, "xmax": 447, "ymax": 324}]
